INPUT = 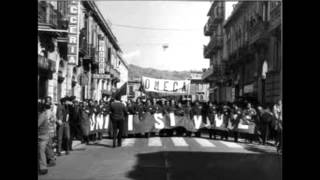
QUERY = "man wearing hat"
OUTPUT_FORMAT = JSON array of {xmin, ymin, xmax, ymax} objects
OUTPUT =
[{"xmin": 56, "ymin": 97, "xmax": 71, "ymax": 156}]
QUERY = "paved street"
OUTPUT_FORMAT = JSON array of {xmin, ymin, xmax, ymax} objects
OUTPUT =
[{"xmin": 39, "ymin": 136, "xmax": 282, "ymax": 180}]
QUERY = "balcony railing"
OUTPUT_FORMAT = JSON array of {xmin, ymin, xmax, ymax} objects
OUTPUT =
[
  {"xmin": 110, "ymin": 67, "xmax": 120, "ymax": 80},
  {"xmin": 38, "ymin": 1, "xmax": 58, "ymax": 28},
  {"xmin": 248, "ymin": 20, "xmax": 269, "ymax": 45},
  {"xmin": 202, "ymin": 64, "xmax": 226, "ymax": 81},
  {"xmin": 204, "ymin": 23, "xmax": 212, "ymax": 36},
  {"xmin": 269, "ymin": 3, "xmax": 281, "ymax": 31},
  {"xmin": 203, "ymin": 36, "xmax": 223, "ymax": 58}
]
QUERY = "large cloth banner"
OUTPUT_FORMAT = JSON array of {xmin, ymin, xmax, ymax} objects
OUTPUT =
[
  {"xmin": 142, "ymin": 76, "xmax": 190, "ymax": 94},
  {"xmin": 88, "ymin": 113, "xmax": 256, "ymax": 134}
]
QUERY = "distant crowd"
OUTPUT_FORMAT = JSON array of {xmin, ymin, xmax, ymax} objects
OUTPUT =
[{"xmin": 38, "ymin": 95, "xmax": 282, "ymax": 175}]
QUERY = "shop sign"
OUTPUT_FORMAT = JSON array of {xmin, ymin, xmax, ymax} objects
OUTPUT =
[
  {"xmin": 244, "ymin": 84, "xmax": 254, "ymax": 93},
  {"xmin": 67, "ymin": 1, "xmax": 80, "ymax": 65},
  {"xmin": 98, "ymin": 39, "xmax": 105, "ymax": 74}
]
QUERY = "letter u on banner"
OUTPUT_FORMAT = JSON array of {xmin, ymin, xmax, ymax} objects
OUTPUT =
[
  {"xmin": 90, "ymin": 114, "xmax": 96, "ymax": 131},
  {"xmin": 96, "ymin": 114, "xmax": 103, "ymax": 130},
  {"xmin": 128, "ymin": 115, "xmax": 133, "ymax": 131},
  {"xmin": 215, "ymin": 114, "xmax": 223, "ymax": 127},
  {"xmin": 154, "ymin": 113, "xmax": 165, "ymax": 129},
  {"xmin": 194, "ymin": 115, "xmax": 202, "ymax": 129},
  {"xmin": 103, "ymin": 115, "xmax": 109, "ymax": 129},
  {"xmin": 169, "ymin": 113, "xmax": 175, "ymax": 126}
]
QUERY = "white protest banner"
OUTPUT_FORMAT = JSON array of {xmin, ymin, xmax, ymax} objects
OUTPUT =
[
  {"xmin": 90, "ymin": 114, "xmax": 96, "ymax": 131},
  {"xmin": 193, "ymin": 115, "xmax": 202, "ymax": 129},
  {"xmin": 238, "ymin": 120, "xmax": 249, "ymax": 129},
  {"xmin": 169, "ymin": 113, "xmax": 176, "ymax": 126},
  {"xmin": 128, "ymin": 115, "xmax": 133, "ymax": 131},
  {"xmin": 142, "ymin": 76, "xmax": 190, "ymax": 94},
  {"xmin": 96, "ymin": 114, "xmax": 104, "ymax": 130},
  {"xmin": 103, "ymin": 115, "xmax": 109, "ymax": 129},
  {"xmin": 215, "ymin": 114, "xmax": 224, "ymax": 127},
  {"xmin": 154, "ymin": 113, "xmax": 165, "ymax": 129}
]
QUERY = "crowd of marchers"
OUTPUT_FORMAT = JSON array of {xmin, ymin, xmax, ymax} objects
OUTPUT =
[{"xmin": 38, "ymin": 95, "xmax": 282, "ymax": 175}]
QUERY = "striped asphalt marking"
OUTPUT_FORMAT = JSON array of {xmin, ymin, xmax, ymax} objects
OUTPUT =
[
  {"xmin": 218, "ymin": 141, "xmax": 244, "ymax": 149},
  {"xmin": 192, "ymin": 138, "xmax": 216, "ymax": 147},
  {"xmin": 148, "ymin": 137, "xmax": 162, "ymax": 147},
  {"xmin": 122, "ymin": 138, "xmax": 136, "ymax": 147},
  {"xmin": 170, "ymin": 137, "xmax": 189, "ymax": 147},
  {"xmin": 99, "ymin": 139, "xmax": 113, "ymax": 146}
]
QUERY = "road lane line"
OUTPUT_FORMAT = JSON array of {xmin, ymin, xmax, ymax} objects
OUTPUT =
[
  {"xmin": 219, "ymin": 141, "xmax": 244, "ymax": 149},
  {"xmin": 148, "ymin": 137, "xmax": 162, "ymax": 147},
  {"xmin": 171, "ymin": 137, "xmax": 189, "ymax": 147},
  {"xmin": 193, "ymin": 138, "xmax": 216, "ymax": 147},
  {"xmin": 122, "ymin": 138, "xmax": 136, "ymax": 147}
]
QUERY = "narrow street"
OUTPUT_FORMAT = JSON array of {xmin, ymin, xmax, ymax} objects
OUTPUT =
[{"xmin": 39, "ymin": 136, "xmax": 282, "ymax": 180}]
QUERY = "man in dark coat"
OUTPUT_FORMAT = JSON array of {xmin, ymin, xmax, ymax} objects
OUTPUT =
[
  {"xmin": 68, "ymin": 99, "xmax": 81, "ymax": 150},
  {"xmin": 56, "ymin": 97, "xmax": 71, "ymax": 156},
  {"xmin": 110, "ymin": 96, "xmax": 128, "ymax": 147},
  {"xmin": 79, "ymin": 101, "xmax": 90, "ymax": 145}
]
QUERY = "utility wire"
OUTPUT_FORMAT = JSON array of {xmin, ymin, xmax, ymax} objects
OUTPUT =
[{"xmin": 112, "ymin": 24, "xmax": 200, "ymax": 31}]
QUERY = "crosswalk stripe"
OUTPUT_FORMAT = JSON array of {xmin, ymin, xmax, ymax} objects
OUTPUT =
[
  {"xmin": 219, "ymin": 141, "xmax": 243, "ymax": 149},
  {"xmin": 193, "ymin": 138, "xmax": 216, "ymax": 147},
  {"xmin": 171, "ymin": 137, "xmax": 189, "ymax": 147},
  {"xmin": 99, "ymin": 139, "xmax": 113, "ymax": 146},
  {"xmin": 122, "ymin": 138, "xmax": 136, "ymax": 147},
  {"xmin": 148, "ymin": 137, "xmax": 162, "ymax": 146}
]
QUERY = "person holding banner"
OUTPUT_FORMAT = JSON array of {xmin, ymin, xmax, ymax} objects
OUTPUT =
[
  {"xmin": 173, "ymin": 101, "xmax": 186, "ymax": 136},
  {"xmin": 80, "ymin": 101, "xmax": 91, "ymax": 145},
  {"xmin": 167, "ymin": 99, "xmax": 177, "ymax": 136},
  {"xmin": 143, "ymin": 99, "xmax": 156, "ymax": 138},
  {"xmin": 184, "ymin": 101, "xmax": 193, "ymax": 137},
  {"xmin": 207, "ymin": 102, "xmax": 217, "ymax": 139},
  {"xmin": 110, "ymin": 96, "xmax": 128, "ymax": 148},
  {"xmin": 192, "ymin": 101, "xmax": 203, "ymax": 137}
]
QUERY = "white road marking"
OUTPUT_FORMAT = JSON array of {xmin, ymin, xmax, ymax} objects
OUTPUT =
[
  {"xmin": 122, "ymin": 138, "xmax": 136, "ymax": 147},
  {"xmin": 99, "ymin": 139, "xmax": 113, "ymax": 146},
  {"xmin": 219, "ymin": 141, "xmax": 244, "ymax": 149},
  {"xmin": 148, "ymin": 137, "xmax": 162, "ymax": 147},
  {"xmin": 193, "ymin": 138, "xmax": 216, "ymax": 147},
  {"xmin": 171, "ymin": 137, "xmax": 189, "ymax": 147}
]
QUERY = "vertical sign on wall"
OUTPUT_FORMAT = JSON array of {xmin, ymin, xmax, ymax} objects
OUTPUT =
[
  {"xmin": 98, "ymin": 38, "xmax": 105, "ymax": 74},
  {"xmin": 67, "ymin": 1, "xmax": 80, "ymax": 65}
]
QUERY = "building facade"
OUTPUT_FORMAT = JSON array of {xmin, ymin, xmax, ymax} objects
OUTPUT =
[
  {"xmin": 38, "ymin": 1, "xmax": 126, "ymax": 103},
  {"xmin": 189, "ymin": 71, "xmax": 210, "ymax": 102},
  {"xmin": 202, "ymin": 1, "xmax": 232, "ymax": 103},
  {"xmin": 202, "ymin": 1, "xmax": 282, "ymax": 105}
]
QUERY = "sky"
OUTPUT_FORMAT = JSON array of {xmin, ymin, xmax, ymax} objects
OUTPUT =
[{"xmin": 96, "ymin": 1, "xmax": 237, "ymax": 72}]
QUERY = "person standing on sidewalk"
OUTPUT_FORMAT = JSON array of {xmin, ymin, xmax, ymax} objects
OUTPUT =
[
  {"xmin": 110, "ymin": 96, "xmax": 128, "ymax": 148},
  {"xmin": 45, "ymin": 96, "xmax": 56, "ymax": 167},
  {"xmin": 38, "ymin": 96, "xmax": 55, "ymax": 175},
  {"xmin": 56, "ymin": 97, "xmax": 71, "ymax": 156}
]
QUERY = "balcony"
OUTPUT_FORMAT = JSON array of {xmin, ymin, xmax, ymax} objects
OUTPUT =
[
  {"xmin": 248, "ymin": 20, "xmax": 269, "ymax": 46},
  {"xmin": 212, "ymin": 6, "xmax": 224, "ymax": 25},
  {"xmin": 110, "ymin": 67, "xmax": 120, "ymax": 80},
  {"xmin": 38, "ymin": 1, "xmax": 58, "ymax": 29},
  {"xmin": 203, "ymin": 36, "xmax": 223, "ymax": 58},
  {"xmin": 202, "ymin": 64, "xmax": 226, "ymax": 82},
  {"xmin": 269, "ymin": 2, "xmax": 281, "ymax": 31}
]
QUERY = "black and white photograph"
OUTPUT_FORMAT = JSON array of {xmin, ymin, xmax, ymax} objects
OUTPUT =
[{"xmin": 38, "ymin": 0, "xmax": 282, "ymax": 179}]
